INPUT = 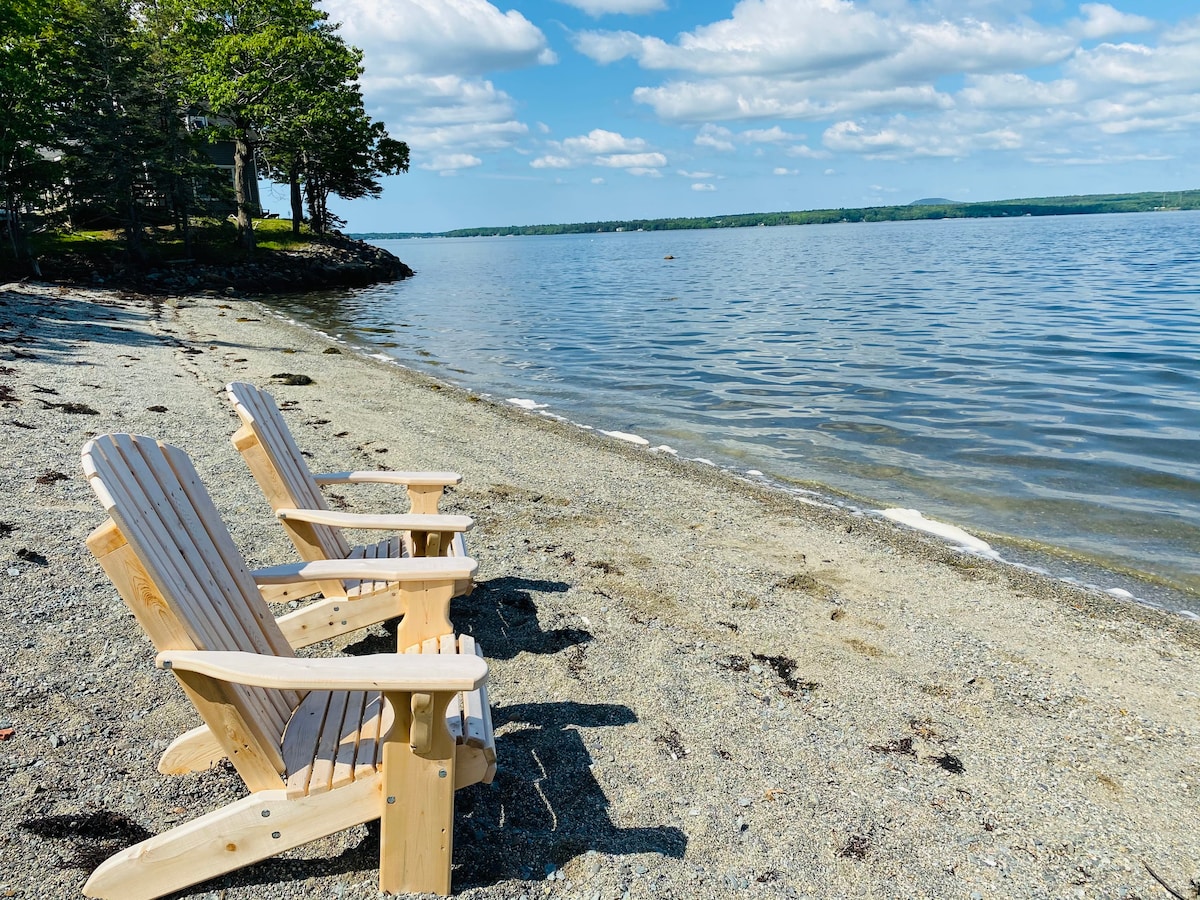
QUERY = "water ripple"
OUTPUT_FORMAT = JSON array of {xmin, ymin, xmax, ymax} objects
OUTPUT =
[{"xmin": 270, "ymin": 212, "xmax": 1200, "ymax": 604}]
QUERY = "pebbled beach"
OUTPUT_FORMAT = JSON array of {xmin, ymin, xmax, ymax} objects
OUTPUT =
[{"xmin": 0, "ymin": 280, "xmax": 1197, "ymax": 900}]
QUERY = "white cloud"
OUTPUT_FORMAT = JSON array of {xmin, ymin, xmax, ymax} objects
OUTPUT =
[
  {"xmin": 959, "ymin": 73, "xmax": 1080, "ymax": 110},
  {"xmin": 584, "ymin": 0, "xmax": 1161, "ymax": 133},
  {"xmin": 566, "ymin": 0, "xmax": 1200, "ymax": 173},
  {"xmin": 691, "ymin": 183, "xmax": 716, "ymax": 191},
  {"xmin": 572, "ymin": 29, "xmax": 647, "ymax": 64},
  {"xmin": 823, "ymin": 116, "xmax": 1022, "ymax": 159},
  {"xmin": 773, "ymin": 167, "xmax": 796, "ymax": 175},
  {"xmin": 677, "ymin": 169, "xmax": 714, "ymax": 178},
  {"xmin": 740, "ymin": 126, "xmax": 799, "ymax": 143},
  {"xmin": 694, "ymin": 124, "xmax": 735, "ymax": 151},
  {"xmin": 528, "ymin": 129, "xmax": 666, "ymax": 173},
  {"xmin": 636, "ymin": 78, "xmax": 950, "ymax": 124},
  {"xmin": 576, "ymin": 0, "xmax": 898, "ymax": 76},
  {"xmin": 397, "ymin": 115, "xmax": 530, "ymax": 154},
  {"xmin": 591, "ymin": 177, "xmax": 606, "ymax": 184},
  {"xmin": 419, "ymin": 153, "xmax": 483, "ymax": 174},
  {"xmin": 627, "ymin": 167, "xmax": 663, "ymax": 177},
  {"xmin": 562, "ymin": 129, "xmax": 648, "ymax": 154},
  {"xmin": 321, "ymin": 0, "xmax": 556, "ymax": 166},
  {"xmin": 596, "ymin": 152, "xmax": 668, "ymax": 168},
  {"xmin": 786, "ymin": 144, "xmax": 831, "ymax": 159},
  {"xmin": 1067, "ymin": 40, "xmax": 1200, "ymax": 90},
  {"xmin": 555, "ymin": 0, "xmax": 666, "ymax": 15},
  {"xmin": 326, "ymin": 0, "xmax": 554, "ymax": 77},
  {"xmin": 1075, "ymin": 3, "xmax": 1155, "ymax": 40}
]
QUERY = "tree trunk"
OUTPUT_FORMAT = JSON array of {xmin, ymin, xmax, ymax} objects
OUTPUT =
[
  {"xmin": 5, "ymin": 206, "xmax": 40, "ymax": 277},
  {"xmin": 303, "ymin": 173, "xmax": 322, "ymax": 236},
  {"xmin": 289, "ymin": 161, "xmax": 302, "ymax": 236},
  {"xmin": 233, "ymin": 128, "xmax": 256, "ymax": 253}
]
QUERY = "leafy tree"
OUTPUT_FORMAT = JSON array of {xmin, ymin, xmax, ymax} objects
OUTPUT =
[
  {"xmin": 258, "ymin": 70, "xmax": 410, "ymax": 235},
  {"xmin": 0, "ymin": 0, "xmax": 59, "ymax": 273},
  {"xmin": 154, "ymin": 0, "xmax": 352, "ymax": 252},
  {"xmin": 45, "ymin": 0, "xmax": 179, "ymax": 262},
  {"xmin": 3, "ymin": 0, "xmax": 412, "ymax": 269},
  {"xmin": 300, "ymin": 110, "xmax": 409, "ymax": 235}
]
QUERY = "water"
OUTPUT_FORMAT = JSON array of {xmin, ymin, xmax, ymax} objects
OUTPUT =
[{"xmin": 264, "ymin": 212, "xmax": 1200, "ymax": 612}]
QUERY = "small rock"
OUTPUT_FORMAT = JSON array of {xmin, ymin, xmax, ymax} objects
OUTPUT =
[{"xmin": 7, "ymin": 567, "xmax": 20, "ymax": 577}]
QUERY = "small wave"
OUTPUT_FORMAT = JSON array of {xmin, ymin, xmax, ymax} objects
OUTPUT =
[
  {"xmin": 880, "ymin": 508, "xmax": 999, "ymax": 557},
  {"xmin": 507, "ymin": 398, "xmax": 548, "ymax": 410},
  {"xmin": 600, "ymin": 430, "xmax": 650, "ymax": 446}
]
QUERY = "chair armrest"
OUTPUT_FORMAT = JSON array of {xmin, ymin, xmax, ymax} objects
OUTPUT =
[
  {"xmin": 313, "ymin": 470, "xmax": 462, "ymax": 487},
  {"xmin": 251, "ymin": 556, "xmax": 477, "ymax": 585},
  {"xmin": 275, "ymin": 508, "xmax": 473, "ymax": 532},
  {"xmin": 157, "ymin": 650, "xmax": 487, "ymax": 692}
]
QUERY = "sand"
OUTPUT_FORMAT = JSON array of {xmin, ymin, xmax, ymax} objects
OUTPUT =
[{"xmin": 0, "ymin": 280, "xmax": 1197, "ymax": 900}]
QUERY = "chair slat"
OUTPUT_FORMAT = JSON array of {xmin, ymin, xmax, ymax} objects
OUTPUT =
[
  {"xmin": 307, "ymin": 689, "xmax": 351, "ymax": 796},
  {"xmin": 284, "ymin": 690, "xmax": 332, "ymax": 798},
  {"xmin": 362, "ymin": 691, "xmax": 387, "ymax": 775},
  {"xmin": 459, "ymin": 635, "xmax": 492, "ymax": 755},
  {"xmin": 332, "ymin": 691, "xmax": 367, "ymax": 791}
]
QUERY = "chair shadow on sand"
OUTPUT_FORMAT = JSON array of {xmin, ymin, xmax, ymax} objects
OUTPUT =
[
  {"xmin": 342, "ymin": 575, "xmax": 593, "ymax": 661},
  {"xmin": 338, "ymin": 575, "xmax": 686, "ymax": 889},
  {"xmin": 450, "ymin": 700, "xmax": 688, "ymax": 888},
  {"xmin": 207, "ymin": 700, "xmax": 686, "ymax": 893}
]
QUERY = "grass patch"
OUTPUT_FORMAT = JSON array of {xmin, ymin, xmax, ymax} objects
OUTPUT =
[{"xmin": 27, "ymin": 218, "xmax": 315, "ymax": 266}]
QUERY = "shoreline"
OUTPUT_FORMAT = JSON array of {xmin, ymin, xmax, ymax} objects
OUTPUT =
[
  {"xmin": 259, "ymin": 299, "xmax": 1200, "ymax": 621},
  {"xmin": 2, "ymin": 281, "xmax": 1198, "ymax": 899}
]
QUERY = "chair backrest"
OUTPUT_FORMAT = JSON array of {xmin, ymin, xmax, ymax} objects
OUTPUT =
[
  {"xmin": 226, "ymin": 381, "xmax": 352, "ymax": 560},
  {"xmin": 82, "ymin": 434, "xmax": 300, "ymax": 774}
]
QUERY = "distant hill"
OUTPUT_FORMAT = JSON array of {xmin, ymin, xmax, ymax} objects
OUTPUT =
[{"xmin": 351, "ymin": 189, "xmax": 1200, "ymax": 240}]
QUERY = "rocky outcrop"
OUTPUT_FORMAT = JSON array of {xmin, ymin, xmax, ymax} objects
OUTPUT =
[{"xmin": 26, "ymin": 232, "xmax": 414, "ymax": 295}]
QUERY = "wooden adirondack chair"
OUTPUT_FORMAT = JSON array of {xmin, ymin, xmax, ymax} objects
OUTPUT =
[
  {"xmin": 226, "ymin": 382, "xmax": 474, "ymax": 641},
  {"xmin": 81, "ymin": 434, "xmax": 497, "ymax": 899}
]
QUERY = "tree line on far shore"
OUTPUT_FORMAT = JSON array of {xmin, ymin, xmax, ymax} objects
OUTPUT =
[
  {"xmin": 1, "ymin": 0, "xmax": 407, "ymax": 273},
  {"xmin": 356, "ymin": 189, "xmax": 1200, "ymax": 240}
]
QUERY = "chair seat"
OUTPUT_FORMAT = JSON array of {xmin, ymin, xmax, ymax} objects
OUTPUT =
[
  {"xmin": 344, "ymin": 533, "xmax": 471, "ymax": 600},
  {"xmin": 344, "ymin": 535, "xmax": 410, "ymax": 598},
  {"xmin": 282, "ymin": 633, "xmax": 496, "ymax": 800},
  {"xmin": 283, "ymin": 689, "xmax": 391, "ymax": 799}
]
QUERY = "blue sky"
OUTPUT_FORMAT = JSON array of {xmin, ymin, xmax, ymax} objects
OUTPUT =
[{"xmin": 296, "ymin": 0, "xmax": 1200, "ymax": 233}]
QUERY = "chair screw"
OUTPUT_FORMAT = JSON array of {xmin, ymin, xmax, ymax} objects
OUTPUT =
[{"xmin": 387, "ymin": 796, "xmax": 396, "ymax": 804}]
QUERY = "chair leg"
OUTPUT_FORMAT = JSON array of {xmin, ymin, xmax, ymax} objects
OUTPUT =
[
  {"xmin": 380, "ymin": 691, "xmax": 457, "ymax": 895},
  {"xmin": 157, "ymin": 724, "xmax": 226, "ymax": 775},
  {"xmin": 276, "ymin": 591, "xmax": 402, "ymax": 648},
  {"xmin": 83, "ymin": 777, "xmax": 381, "ymax": 900}
]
